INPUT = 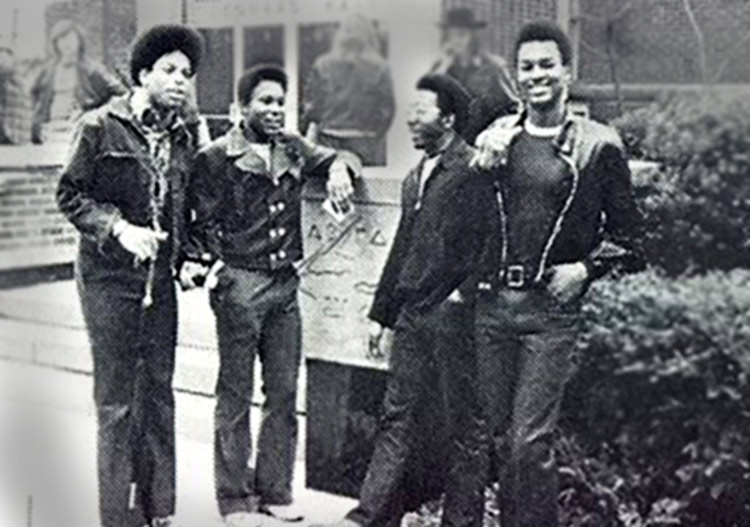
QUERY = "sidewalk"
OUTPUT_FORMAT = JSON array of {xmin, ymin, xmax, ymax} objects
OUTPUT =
[{"xmin": 0, "ymin": 358, "xmax": 356, "ymax": 527}]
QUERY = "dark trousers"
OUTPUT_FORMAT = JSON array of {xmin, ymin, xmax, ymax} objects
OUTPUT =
[
  {"xmin": 210, "ymin": 266, "xmax": 301, "ymax": 516},
  {"xmin": 475, "ymin": 288, "xmax": 578, "ymax": 527},
  {"xmin": 77, "ymin": 266, "xmax": 177, "ymax": 527},
  {"xmin": 347, "ymin": 300, "xmax": 486, "ymax": 527}
]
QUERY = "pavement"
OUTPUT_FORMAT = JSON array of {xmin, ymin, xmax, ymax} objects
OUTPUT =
[
  {"xmin": 0, "ymin": 358, "xmax": 356, "ymax": 527},
  {"xmin": 0, "ymin": 280, "xmax": 358, "ymax": 527}
]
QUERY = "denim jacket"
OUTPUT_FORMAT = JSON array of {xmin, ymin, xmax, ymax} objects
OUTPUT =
[
  {"xmin": 56, "ymin": 95, "xmax": 199, "ymax": 282},
  {"xmin": 186, "ymin": 125, "xmax": 357, "ymax": 272}
]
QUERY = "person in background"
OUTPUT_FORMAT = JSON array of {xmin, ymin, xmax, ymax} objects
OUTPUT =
[
  {"xmin": 0, "ymin": 34, "xmax": 32, "ymax": 144},
  {"xmin": 301, "ymin": 14, "xmax": 395, "ymax": 166},
  {"xmin": 56, "ymin": 24, "xmax": 204, "ymax": 527},
  {"xmin": 471, "ymin": 21, "xmax": 645, "ymax": 527},
  {"xmin": 314, "ymin": 73, "xmax": 494, "ymax": 527},
  {"xmin": 187, "ymin": 64, "xmax": 359, "ymax": 527},
  {"xmin": 30, "ymin": 18, "xmax": 125, "ymax": 143},
  {"xmin": 430, "ymin": 6, "xmax": 518, "ymax": 143}
]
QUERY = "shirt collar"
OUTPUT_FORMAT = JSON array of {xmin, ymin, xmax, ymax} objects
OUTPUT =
[
  {"xmin": 419, "ymin": 133, "xmax": 467, "ymax": 172},
  {"xmin": 225, "ymin": 123, "xmax": 303, "ymax": 180},
  {"xmin": 128, "ymin": 88, "xmax": 183, "ymax": 133},
  {"xmin": 524, "ymin": 119, "xmax": 564, "ymax": 138}
]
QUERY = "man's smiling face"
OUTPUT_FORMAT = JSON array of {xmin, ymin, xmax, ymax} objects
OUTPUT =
[{"xmin": 516, "ymin": 40, "xmax": 571, "ymax": 111}]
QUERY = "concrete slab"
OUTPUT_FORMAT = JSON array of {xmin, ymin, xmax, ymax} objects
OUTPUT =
[{"xmin": 0, "ymin": 284, "xmax": 310, "ymax": 409}]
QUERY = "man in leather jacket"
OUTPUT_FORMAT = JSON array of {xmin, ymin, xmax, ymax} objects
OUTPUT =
[{"xmin": 470, "ymin": 21, "xmax": 645, "ymax": 527}]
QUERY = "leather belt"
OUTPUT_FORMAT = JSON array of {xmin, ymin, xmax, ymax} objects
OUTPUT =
[{"xmin": 478, "ymin": 264, "xmax": 540, "ymax": 291}]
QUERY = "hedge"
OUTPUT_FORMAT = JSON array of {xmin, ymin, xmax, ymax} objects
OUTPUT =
[
  {"xmin": 412, "ymin": 270, "xmax": 750, "ymax": 527},
  {"xmin": 614, "ymin": 92, "xmax": 750, "ymax": 276}
]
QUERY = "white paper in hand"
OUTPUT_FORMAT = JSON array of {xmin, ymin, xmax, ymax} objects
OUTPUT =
[{"xmin": 322, "ymin": 198, "xmax": 355, "ymax": 224}]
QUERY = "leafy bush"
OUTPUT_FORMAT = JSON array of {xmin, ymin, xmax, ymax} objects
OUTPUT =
[
  {"xmin": 412, "ymin": 270, "xmax": 750, "ymax": 527},
  {"xmin": 564, "ymin": 270, "xmax": 750, "ymax": 526},
  {"xmin": 613, "ymin": 92, "xmax": 750, "ymax": 276}
]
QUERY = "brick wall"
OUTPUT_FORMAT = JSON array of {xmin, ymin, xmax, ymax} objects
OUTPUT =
[
  {"xmin": 442, "ymin": 0, "xmax": 557, "ymax": 59},
  {"xmin": 578, "ymin": 0, "xmax": 750, "ymax": 85},
  {"xmin": 445, "ymin": 0, "xmax": 750, "ymax": 85},
  {"xmin": 0, "ymin": 166, "xmax": 77, "ymax": 271}
]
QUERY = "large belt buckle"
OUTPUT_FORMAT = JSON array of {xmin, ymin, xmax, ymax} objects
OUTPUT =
[{"xmin": 506, "ymin": 265, "xmax": 525, "ymax": 289}]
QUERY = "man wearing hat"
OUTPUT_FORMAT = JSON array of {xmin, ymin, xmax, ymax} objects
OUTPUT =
[
  {"xmin": 315, "ymin": 73, "xmax": 494, "ymax": 527},
  {"xmin": 57, "ymin": 24, "xmax": 205, "ymax": 527},
  {"xmin": 431, "ymin": 7, "xmax": 518, "ymax": 143}
]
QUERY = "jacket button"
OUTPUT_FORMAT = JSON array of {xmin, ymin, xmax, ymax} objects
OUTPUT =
[
  {"xmin": 269, "ymin": 204, "xmax": 277, "ymax": 214},
  {"xmin": 269, "ymin": 229, "xmax": 277, "ymax": 238},
  {"xmin": 278, "ymin": 227, "xmax": 286, "ymax": 237},
  {"xmin": 278, "ymin": 250, "xmax": 287, "ymax": 259},
  {"xmin": 277, "ymin": 202, "xmax": 285, "ymax": 212},
  {"xmin": 270, "ymin": 253, "xmax": 277, "ymax": 261}
]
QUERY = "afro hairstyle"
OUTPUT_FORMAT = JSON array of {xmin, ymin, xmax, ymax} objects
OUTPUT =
[{"xmin": 130, "ymin": 24, "xmax": 204, "ymax": 86}]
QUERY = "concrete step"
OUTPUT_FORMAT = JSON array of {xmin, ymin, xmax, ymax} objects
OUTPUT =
[{"xmin": 0, "ymin": 281, "xmax": 308, "ymax": 410}]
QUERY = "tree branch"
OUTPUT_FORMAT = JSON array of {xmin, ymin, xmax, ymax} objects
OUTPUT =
[
  {"xmin": 579, "ymin": 36, "xmax": 609, "ymax": 58},
  {"xmin": 681, "ymin": 0, "xmax": 709, "ymax": 83}
]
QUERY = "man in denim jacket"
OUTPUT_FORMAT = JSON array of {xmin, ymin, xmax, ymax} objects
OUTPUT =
[
  {"xmin": 56, "ymin": 25, "xmax": 204, "ymax": 527},
  {"xmin": 187, "ymin": 64, "xmax": 358, "ymax": 527}
]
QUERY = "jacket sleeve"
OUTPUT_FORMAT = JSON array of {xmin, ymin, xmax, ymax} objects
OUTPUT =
[
  {"xmin": 585, "ymin": 142, "xmax": 647, "ymax": 279},
  {"xmin": 368, "ymin": 180, "xmax": 412, "ymax": 328},
  {"xmin": 296, "ymin": 135, "xmax": 362, "ymax": 181},
  {"xmin": 185, "ymin": 148, "xmax": 223, "ymax": 264},
  {"xmin": 56, "ymin": 117, "xmax": 122, "ymax": 250}
]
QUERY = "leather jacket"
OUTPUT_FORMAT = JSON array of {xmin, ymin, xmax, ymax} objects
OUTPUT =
[{"xmin": 473, "ymin": 110, "xmax": 646, "ymax": 290}]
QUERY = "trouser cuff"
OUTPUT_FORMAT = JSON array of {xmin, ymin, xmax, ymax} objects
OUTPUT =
[{"xmin": 218, "ymin": 495, "xmax": 259, "ymax": 516}]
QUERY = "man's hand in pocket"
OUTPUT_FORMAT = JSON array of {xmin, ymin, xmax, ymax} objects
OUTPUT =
[{"xmin": 546, "ymin": 262, "xmax": 589, "ymax": 304}]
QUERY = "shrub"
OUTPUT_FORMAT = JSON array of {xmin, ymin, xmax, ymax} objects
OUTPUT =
[
  {"xmin": 563, "ymin": 269, "xmax": 750, "ymax": 526},
  {"xmin": 613, "ymin": 91, "xmax": 750, "ymax": 276},
  {"xmin": 412, "ymin": 270, "xmax": 750, "ymax": 527}
]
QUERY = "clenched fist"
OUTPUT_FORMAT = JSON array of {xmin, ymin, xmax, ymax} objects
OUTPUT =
[{"xmin": 471, "ymin": 124, "xmax": 521, "ymax": 170}]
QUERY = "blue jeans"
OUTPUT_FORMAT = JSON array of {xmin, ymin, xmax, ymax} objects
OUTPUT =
[
  {"xmin": 210, "ymin": 266, "xmax": 301, "ymax": 515},
  {"xmin": 77, "ymin": 262, "xmax": 177, "ymax": 527},
  {"xmin": 347, "ymin": 300, "xmax": 487, "ymax": 527},
  {"xmin": 475, "ymin": 288, "xmax": 579, "ymax": 527}
]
